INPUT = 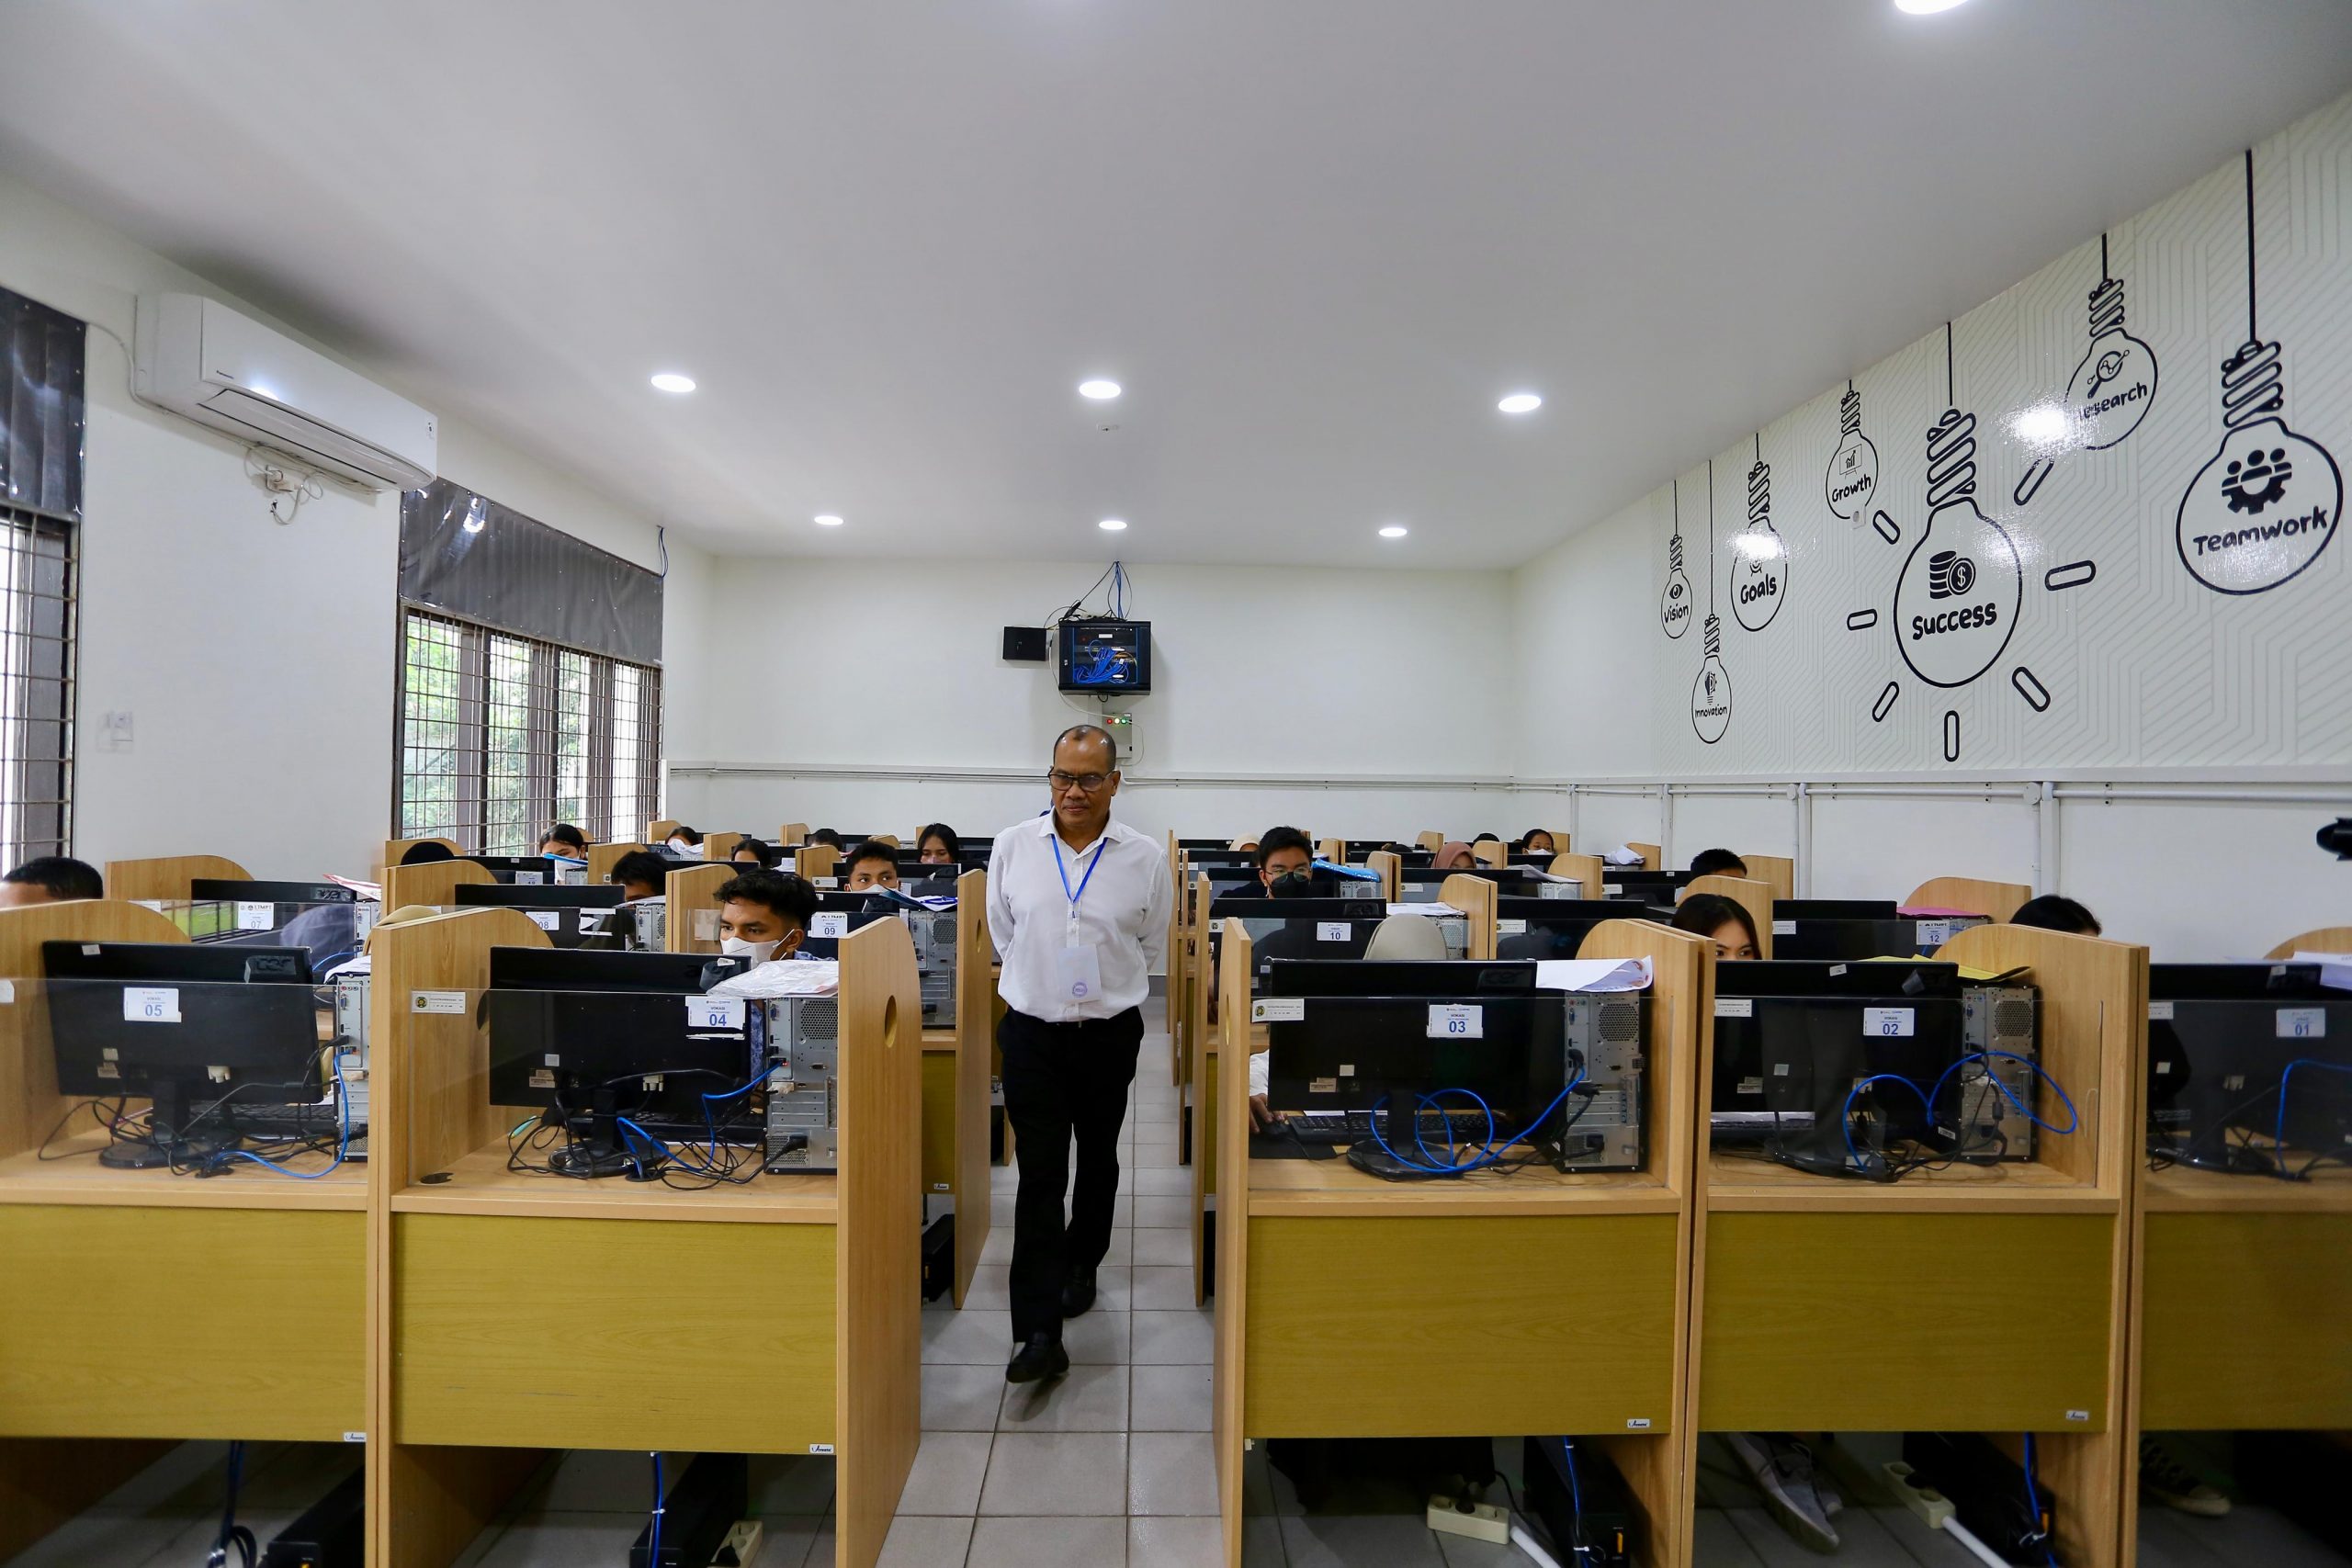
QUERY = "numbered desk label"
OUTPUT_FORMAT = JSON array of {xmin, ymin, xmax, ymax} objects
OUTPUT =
[
  {"xmin": 1316, "ymin": 921, "xmax": 1350, "ymax": 942},
  {"xmin": 513, "ymin": 870, "xmax": 545, "ymax": 886},
  {"xmin": 2278, "ymin": 1008, "xmax": 2327, "ymax": 1040},
  {"xmin": 412, "ymin": 990, "xmax": 466, "ymax": 1015},
  {"xmin": 812, "ymin": 876, "xmax": 839, "ymax": 888},
  {"xmin": 688, "ymin": 996, "xmax": 747, "ymax": 1031},
  {"xmin": 1771, "ymin": 919, "xmax": 1796, "ymax": 935},
  {"xmin": 526, "ymin": 910, "xmax": 562, "ymax": 931},
  {"xmin": 1497, "ymin": 919, "xmax": 1528, "ymax": 935},
  {"xmin": 123, "ymin": 987, "xmax": 180, "ymax": 1023},
  {"xmin": 2148, "ymin": 1000, "xmax": 2176, "ymax": 1021},
  {"xmin": 1714, "ymin": 997, "xmax": 1754, "ymax": 1019},
  {"xmin": 1863, "ymin": 1007, "xmax": 1916, "ymax": 1037},
  {"xmin": 235, "ymin": 901, "xmax": 275, "ymax": 931},
  {"xmin": 1917, "ymin": 919, "xmax": 1960, "ymax": 946},
  {"xmin": 810, "ymin": 911, "xmax": 851, "ymax": 939},
  {"xmin": 1251, "ymin": 997, "xmax": 1305, "ymax": 1023},
  {"xmin": 1428, "ymin": 1003, "xmax": 1483, "ymax": 1039}
]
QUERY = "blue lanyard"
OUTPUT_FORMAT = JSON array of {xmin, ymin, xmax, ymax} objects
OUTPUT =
[{"xmin": 1051, "ymin": 832, "xmax": 1105, "ymax": 914}]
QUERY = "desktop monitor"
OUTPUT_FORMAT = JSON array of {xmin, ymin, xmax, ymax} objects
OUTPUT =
[
  {"xmin": 1774, "ymin": 899, "xmax": 1901, "ymax": 922},
  {"xmin": 485, "ymin": 947, "xmax": 759, "ymax": 1178},
  {"xmin": 1263, "ymin": 990, "xmax": 1566, "ymax": 1179},
  {"xmin": 2146, "ymin": 962, "xmax": 2352, "ymax": 1176},
  {"xmin": 42, "ymin": 942, "xmax": 322, "ymax": 1169},
  {"xmin": 455, "ymin": 883, "xmax": 628, "ymax": 948},
  {"xmin": 1494, "ymin": 897, "xmax": 1651, "ymax": 961},
  {"xmin": 188, "ymin": 878, "xmax": 358, "ymax": 908},
  {"xmin": 464, "ymin": 854, "xmax": 565, "ymax": 884},
  {"xmin": 1264, "ymin": 958, "xmax": 1538, "ymax": 998}
]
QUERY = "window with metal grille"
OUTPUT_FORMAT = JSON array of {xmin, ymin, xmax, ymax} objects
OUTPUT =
[
  {"xmin": 0, "ymin": 505, "xmax": 75, "ymax": 864},
  {"xmin": 395, "ymin": 607, "xmax": 660, "ymax": 852}
]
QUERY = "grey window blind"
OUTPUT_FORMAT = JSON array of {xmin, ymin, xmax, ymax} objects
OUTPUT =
[
  {"xmin": 399, "ymin": 479, "xmax": 661, "ymax": 665},
  {"xmin": 1, "ymin": 288, "xmax": 86, "ymax": 525}
]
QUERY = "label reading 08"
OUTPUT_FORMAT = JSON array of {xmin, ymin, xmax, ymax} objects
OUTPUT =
[{"xmin": 1428, "ymin": 1003, "xmax": 1483, "ymax": 1039}]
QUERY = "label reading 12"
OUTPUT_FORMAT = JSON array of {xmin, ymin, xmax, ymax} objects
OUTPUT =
[
  {"xmin": 1917, "ymin": 920, "xmax": 1959, "ymax": 947},
  {"xmin": 123, "ymin": 987, "xmax": 181, "ymax": 1023},
  {"xmin": 688, "ymin": 996, "xmax": 748, "ymax": 1031},
  {"xmin": 1428, "ymin": 1003, "xmax": 1483, "ymax": 1039},
  {"xmin": 1251, "ymin": 997, "xmax": 1305, "ymax": 1023},
  {"xmin": 1863, "ymin": 1007, "xmax": 1916, "ymax": 1037},
  {"xmin": 811, "ymin": 911, "xmax": 851, "ymax": 939},
  {"xmin": 2278, "ymin": 1008, "xmax": 2327, "ymax": 1040},
  {"xmin": 1316, "ymin": 921, "xmax": 1350, "ymax": 942}
]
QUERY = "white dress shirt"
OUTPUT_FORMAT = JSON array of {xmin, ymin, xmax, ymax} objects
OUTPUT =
[{"xmin": 988, "ymin": 813, "xmax": 1171, "ymax": 1021}]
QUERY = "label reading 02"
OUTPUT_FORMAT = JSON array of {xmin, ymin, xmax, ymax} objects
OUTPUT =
[
  {"xmin": 1428, "ymin": 1003, "xmax": 1483, "ymax": 1039},
  {"xmin": 1863, "ymin": 1007, "xmax": 1916, "ymax": 1037}
]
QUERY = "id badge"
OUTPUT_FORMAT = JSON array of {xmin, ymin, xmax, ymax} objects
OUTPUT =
[{"xmin": 1055, "ymin": 943, "xmax": 1103, "ymax": 1005}]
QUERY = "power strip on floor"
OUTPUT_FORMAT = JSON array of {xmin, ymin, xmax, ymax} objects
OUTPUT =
[
  {"xmin": 709, "ymin": 1519, "xmax": 763, "ymax": 1566},
  {"xmin": 1427, "ymin": 1495, "xmax": 1511, "ymax": 1545}
]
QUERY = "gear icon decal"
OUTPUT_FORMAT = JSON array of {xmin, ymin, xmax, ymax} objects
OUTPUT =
[{"xmin": 2222, "ymin": 446, "xmax": 2294, "ymax": 513}]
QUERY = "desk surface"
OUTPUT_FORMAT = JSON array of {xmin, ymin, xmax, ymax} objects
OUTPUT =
[
  {"xmin": 388, "ymin": 1134, "xmax": 839, "ymax": 1224},
  {"xmin": 0, "ymin": 1133, "xmax": 367, "ymax": 1210},
  {"xmin": 1247, "ymin": 1152, "xmax": 1678, "ymax": 1217},
  {"xmin": 922, "ymin": 1025, "xmax": 957, "ymax": 1053},
  {"xmin": 1705, "ymin": 1150, "xmax": 2114, "ymax": 1213},
  {"xmin": 2142, "ymin": 1159, "xmax": 2352, "ymax": 1213}
]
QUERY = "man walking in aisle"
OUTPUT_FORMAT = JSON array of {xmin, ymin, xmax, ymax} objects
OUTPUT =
[{"xmin": 987, "ymin": 724, "xmax": 1171, "ymax": 1382}]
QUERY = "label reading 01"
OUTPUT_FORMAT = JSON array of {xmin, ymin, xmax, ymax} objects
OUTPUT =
[
  {"xmin": 1863, "ymin": 1007, "xmax": 1916, "ymax": 1037},
  {"xmin": 1428, "ymin": 1003, "xmax": 1483, "ymax": 1039},
  {"xmin": 2278, "ymin": 1008, "xmax": 2327, "ymax": 1040}
]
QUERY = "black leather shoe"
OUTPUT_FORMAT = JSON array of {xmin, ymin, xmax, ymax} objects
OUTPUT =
[
  {"xmin": 1060, "ymin": 1268, "xmax": 1098, "ymax": 1318},
  {"xmin": 1005, "ymin": 1333, "xmax": 1069, "ymax": 1384}
]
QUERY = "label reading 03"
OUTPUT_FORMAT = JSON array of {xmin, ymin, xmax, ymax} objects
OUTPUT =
[{"xmin": 1428, "ymin": 1003, "xmax": 1483, "ymax": 1039}]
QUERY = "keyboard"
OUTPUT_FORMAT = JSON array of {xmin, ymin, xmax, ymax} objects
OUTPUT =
[{"xmin": 1284, "ymin": 1109, "xmax": 1516, "ymax": 1147}]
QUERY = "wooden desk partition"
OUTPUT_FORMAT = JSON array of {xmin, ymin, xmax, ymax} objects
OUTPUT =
[
  {"xmin": 2266, "ymin": 925, "xmax": 2352, "ymax": 958},
  {"xmin": 1165, "ymin": 840, "xmax": 1189, "ymax": 1088},
  {"xmin": 383, "ymin": 858, "xmax": 494, "ymax": 911},
  {"xmin": 644, "ymin": 818, "xmax": 683, "ymax": 843},
  {"xmin": 1626, "ymin": 841, "xmax": 1662, "ymax": 873},
  {"xmin": 1315, "ymin": 838, "xmax": 1343, "ymax": 863},
  {"xmin": 586, "ymin": 841, "xmax": 645, "ymax": 884},
  {"xmin": 375, "ymin": 913, "xmax": 922, "ymax": 1568},
  {"xmin": 0, "ymin": 900, "xmax": 363, "ymax": 1565},
  {"xmin": 1437, "ymin": 872, "xmax": 1498, "ymax": 959},
  {"xmin": 1684, "ymin": 874, "xmax": 1774, "ymax": 959},
  {"xmin": 1549, "ymin": 851, "xmax": 1606, "ymax": 900},
  {"xmin": 101, "ymin": 854, "xmax": 252, "ymax": 903},
  {"xmin": 378, "ymin": 838, "xmax": 460, "ymax": 879},
  {"xmin": 1180, "ymin": 872, "xmax": 1213, "ymax": 1160},
  {"xmin": 1414, "ymin": 830, "xmax": 1443, "ymax": 852},
  {"xmin": 1693, "ymin": 922, "xmax": 2143, "ymax": 1568},
  {"xmin": 1739, "ymin": 853, "xmax": 1795, "ymax": 904},
  {"xmin": 798, "ymin": 844, "xmax": 843, "ymax": 886},
  {"xmin": 1471, "ymin": 840, "xmax": 1509, "ymax": 868},
  {"xmin": 1906, "ymin": 874, "xmax": 2032, "ymax": 921},
  {"xmin": 1364, "ymin": 850, "xmax": 1400, "ymax": 903},
  {"xmin": 704, "ymin": 830, "xmax": 746, "ymax": 863},
  {"xmin": 664, "ymin": 862, "xmax": 734, "ymax": 953},
  {"xmin": 1212, "ymin": 916, "xmax": 1704, "ymax": 1568},
  {"xmin": 777, "ymin": 822, "xmax": 808, "ymax": 847},
  {"xmin": 919, "ymin": 869, "xmax": 994, "ymax": 1305}
]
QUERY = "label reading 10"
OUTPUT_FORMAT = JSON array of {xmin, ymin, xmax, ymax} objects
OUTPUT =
[{"xmin": 1427, "ymin": 1003, "xmax": 1483, "ymax": 1040}]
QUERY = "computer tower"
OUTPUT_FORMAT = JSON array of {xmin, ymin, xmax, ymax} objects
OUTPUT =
[
  {"xmin": 1522, "ymin": 1436, "xmax": 1632, "ymax": 1566},
  {"xmin": 1957, "ymin": 984, "xmax": 2040, "ymax": 1161},
  {"xmin": 332, "ymin": 975, "xmax": 372, "ymax": 1133},
  {"xmin": 260, "ymin": 1467, "xmax": 364, "ymax": 1568},
  {"xmin": 1549, "ymin": 995, "xmax": 1647, "ymax": 1172},
  {"xmin": 910, "ymin": 907, "xmax": 958, "ymax": 1027},
  {"xmin": 763, "ymin": 995, "xmax": 843, "ymax": 1172}
]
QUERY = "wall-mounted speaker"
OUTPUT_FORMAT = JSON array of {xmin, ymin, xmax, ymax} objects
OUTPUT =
[{"xmin": 1001, "ymin": 626, "xmax": 1048, "ymax": 662}]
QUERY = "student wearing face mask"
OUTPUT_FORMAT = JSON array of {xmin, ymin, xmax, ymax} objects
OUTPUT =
[
  {"xmin": 664, "ymin": 826, "xmax": 707, "ymax": 858},
  {"xmin": 1227, "ymin": 826, "xmax": 1316, "ymax": 899},
  {"xmin": 843, "ymin": 841, "xmax": 901, "ymax": 892},
  {"xmin": 917, "ymin": 824, "xmax": 959, "ymax": 865},
  {"xmin": 539, "ymin": 823, "xmax": 590, "ymax": 859},
  {"xmin": 714, "ymin": 868, "xmax": 820, "ymax": 964}
]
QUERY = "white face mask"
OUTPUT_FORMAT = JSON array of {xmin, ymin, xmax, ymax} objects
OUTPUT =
[{"xmin": 720, "ymin": 935, "xmax": 781, "ymax": 963}]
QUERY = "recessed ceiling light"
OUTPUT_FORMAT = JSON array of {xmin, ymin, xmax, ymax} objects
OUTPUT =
[
  {"xmin": 1498, "ymin": 392, "xmax": 1543, "ymax": 414},
  {"xmin": 1379, "ymin": 525, "xmax": 1408, "ymax": 539},
  {"xmin": 650, "ymin": 372, "xmax": 696, "ymax": 394},
  {"xmin": 813, "ymin": 513, "xmax": 843, "ymax": 527},
  {"xmin": 1079, "ymin": 378, "xmax": 1122, "ymax": 400},
  {"xmin": 1894, "ymin": 0, "xmax": 1968, "ymax": 12},
  {"xmin": 1098, "ymin": 518, "xmax": 1128, "ymax": 532}
]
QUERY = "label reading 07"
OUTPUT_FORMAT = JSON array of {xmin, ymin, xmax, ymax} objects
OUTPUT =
[
  {"xmin": 687, "ymin": 996, "xmax": 748, "ymax": 1031},
  {"xmin": 1863, "ymin": 1007, "xmax": 1916, "ymax": 1038},
  {"xmin": 235, "ymin": 901, "xmax": 276, "ymax": 931},
  {"xmin": 1427, "ymin": 1003, "xmax": 1483, "ymax": 1039}
]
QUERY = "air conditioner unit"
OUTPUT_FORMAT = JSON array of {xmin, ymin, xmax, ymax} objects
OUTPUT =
[{"xmin": 132, "ymin": 293, "xmax": 437, "ymax": 491}]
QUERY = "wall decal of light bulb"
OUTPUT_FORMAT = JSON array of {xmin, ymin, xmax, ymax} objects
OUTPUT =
[
  {"xmin": 1660, "ymin": 478, "xmax": 1692, "ymax": 638},
  {"xmin": 1825, "ymin": 381, "xmax": 1879, "ymax": 522},
  {"xmin": 1894, "ymin": 405, "xmax": 2022, "ymax": 689},
  {"xmin": 2012, "ymin": 234, "xmax": 2159, "ymax": 506},
  {"xmin": 1690, "ymin": 459, "xmax": 1732, "ymax": 744},
  {"xmin": 2175, "ymin": 151, "xmax": 2343, "ymax": 595},
  {"xmin": 1730, "ymin": 433, "xmax": 1787, "ymax": 631}
]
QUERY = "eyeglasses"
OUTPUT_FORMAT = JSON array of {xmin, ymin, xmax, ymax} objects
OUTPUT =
[{"xmin": 1046, "ymin": 769, "xmax": 1111, "ymax": 794}]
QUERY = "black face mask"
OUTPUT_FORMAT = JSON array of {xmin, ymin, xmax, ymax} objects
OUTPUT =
[{"xmin": 1268, "ymin": 870, "xmax": 1317, "ymax": 898}]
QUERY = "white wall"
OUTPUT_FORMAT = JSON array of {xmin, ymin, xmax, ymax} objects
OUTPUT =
[
  {"xmin": 666, "ymin": 557, "xmax": 1519, "ymax": 845},
  {"xmin": 0, "ymin": 167, "xmax": 685, "ymax": 881}
]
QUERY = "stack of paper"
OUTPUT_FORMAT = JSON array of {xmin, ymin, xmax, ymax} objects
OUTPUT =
[
  {"xmin": 1535, "ymin": 957, "xmax": 1653, "ymax": 992},
  {"xmin": 708, "ymin": 959, "xmax": 841, "ymax": 998}
]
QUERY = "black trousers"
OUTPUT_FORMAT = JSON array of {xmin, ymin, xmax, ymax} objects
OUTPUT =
[{"xmin": 998, "ymin": 1005, "xmax": 1145, "ymax": 1343}]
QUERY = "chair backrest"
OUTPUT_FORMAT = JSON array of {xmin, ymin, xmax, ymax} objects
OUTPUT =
[{"xmin": 1364, "ymin": 912, "xmax": 1449, "ymax": 962}]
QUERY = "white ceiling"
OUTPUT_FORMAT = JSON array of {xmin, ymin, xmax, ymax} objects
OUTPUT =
[{"xmin": 4, "ymin": 1, "xmax": 2351, "ymax": 570}]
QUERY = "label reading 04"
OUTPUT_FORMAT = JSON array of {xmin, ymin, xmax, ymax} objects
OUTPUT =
[
  {"xmin": 688, "ymin": 996, "xmax": 748, "ymax": 1031},
  {"xmin": 1428, "ymin": 1003, "xmax": 1483, "ymax": 1039}
]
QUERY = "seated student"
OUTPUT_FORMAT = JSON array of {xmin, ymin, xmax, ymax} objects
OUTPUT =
[
  {"xmin": 1430, "ymin": 840, "xmax": 1476, "ymax": 872},
  {"xmin": 714, "ymin": 868, "xmax": 820, "ymax": 964},
  {"xmin": 807, "ymin": 828, "xmax": 844, "ymax": 851},
  {"xmin": 0, "ymin": 855, "xmax": 103, "ymax": 908},
  {"xmin": 607, "ymin": 849, "xmax": 671, "ymax": 902},
  {"xmin": 843, "ymin": 840, "xmax": 901, "ymax": 892},
  {"xmin": 2009, "ymin": 895, "xmax": 2100, "ymax": 937},
  {"xmin": 1472, "ymin": 832, "xmax": 1502, "ymax": 846},
  {"xmin": 917, "ymin": 823, "xmax": 959, "ymax": 865},
  {"xmin": 663, "ymin": 825, "xmax": 706, "ymax": 858},
  {"xmin": 1227, "ymin": 826, "xmax": 1315, "ymax": 899},
  {"xmin": 538, "ymin": 823, "xmax": 590, "ymax": 858},
  {"xmin": 730, "ymin": 836, "xmax": 774, "ymax": 867},
  {"xmin": 1688, "ymin": 847, "xmax": 1748, "ymax": 878},
  {"xmin": 1516, "ymin": 829, "xmax": 1557, "ymax": 856},
  {"xmin": 1671, "ymin": 892, "xmax": 1759, "ymax": 961}
]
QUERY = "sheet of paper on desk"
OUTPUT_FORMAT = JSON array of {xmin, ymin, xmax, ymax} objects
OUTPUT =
[
  {"xmin": 1602, "ymin": 847, "xmax": 1645, "ymax": 866},
  {"xmin": 326, "ymin": 873, "xmax": 382, "ymax": 900},
  {"xmin": 2288, "ymin": 952, "xmax": 2352, "ymax": 991},
  {"xmin": 1534, "ymin": 957, "xmax": 1653, "ymax": 992},
  {"xmin": 1386, "ymin": 902, "xmax": 1463, "ymax": 918},
  {"xmin": 708, "ymin": 959, "xmax": 841, "ymax": 998}
]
